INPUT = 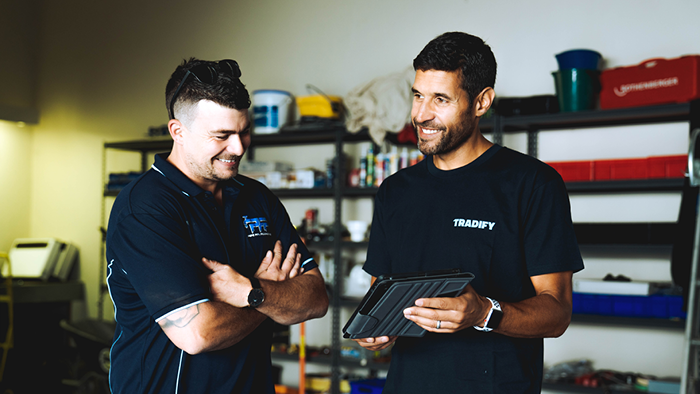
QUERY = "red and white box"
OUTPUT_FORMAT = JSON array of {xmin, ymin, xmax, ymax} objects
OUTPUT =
[{"xmin": 600, "ymin": 55, "xmax": 700, "ymax": 109}]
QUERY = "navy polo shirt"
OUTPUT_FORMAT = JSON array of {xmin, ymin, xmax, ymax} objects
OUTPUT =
[{"xmin": 106, "ymin": 153, "xmax": 317, "ymax": 394}]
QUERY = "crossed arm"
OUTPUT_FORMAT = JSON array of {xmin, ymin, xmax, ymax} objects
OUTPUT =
[
  {"xmin": 354, "ymin": 271, "xmax": 574, "ymax": 351},
  {"xmin": 159, "ymin": 241, "xmax": 329, "ymax": 354}
]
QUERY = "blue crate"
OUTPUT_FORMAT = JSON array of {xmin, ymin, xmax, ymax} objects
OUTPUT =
[
  {"xmin": 597, "ymin": 295, "xmax": 614, "ymax": 315},
  {"xmin": 649, "ymin": 295, "xmax": 668, "ymax": 318},
  {"xmin": 350, "ymin": 378, "xmax": 386, "ymax": 394},
  {"xmin": 573, "ymin": 293, "xmax": 686, "ymax": 319},
  {"xmin": 572, "ymin": 293, "xmax": 583, "ymax": 313},
  {"xmin": 668, "ymin": 296, "xmax": 687, "ymax": 319}
]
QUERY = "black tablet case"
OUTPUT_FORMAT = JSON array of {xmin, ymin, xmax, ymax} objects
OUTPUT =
[{"xmin": 342, "ymin": 269, "xmax": 475, "ymax": 339}]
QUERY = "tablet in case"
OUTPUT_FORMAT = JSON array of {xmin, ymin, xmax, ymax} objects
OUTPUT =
[{"xmin": 342, "ymin": 269, "xmax": 474, "ymax": 339}]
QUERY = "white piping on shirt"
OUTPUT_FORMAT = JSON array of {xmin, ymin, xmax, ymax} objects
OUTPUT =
[
  {"xmin": 155, "ymin": 299, "xmax": 210, "ymax": 323},
  {"xmin": 151, "ymin": 164, "xmax": 165, "ymax": 177},
  {"xmin": 106, "ymin": 259, "xmax": 118, "ymax": 322},
  {"xmin": 301, "ymin": 257, "xmax": 314, "ymax": 268},
  {"xmin": 176, "ymin": 349, "xmax": 185, "ymax": 394},
  {"xmin": 106, "ymin": 259, "xmax": 120, "ymax": 393}
]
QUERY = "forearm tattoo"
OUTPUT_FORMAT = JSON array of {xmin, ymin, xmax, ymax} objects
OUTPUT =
[{"xmin": 164, "ymin": 304, "xmax": 200, "ymax": 328}]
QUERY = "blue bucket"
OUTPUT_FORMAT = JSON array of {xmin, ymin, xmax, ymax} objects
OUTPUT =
[{"xmin": 556, "ymin": 49, "xmax": 602, "ymax": 70}]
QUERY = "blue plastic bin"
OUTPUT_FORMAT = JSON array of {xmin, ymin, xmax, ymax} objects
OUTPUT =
[
  {"xmin": 650, "ymin": 295, "xmax": 670, "ymax": 318},
  {"xmin": 556, "ymin": 49, "xmax": 602, "ymax": 70},
  {"xmin": 573, "ymin": 293, "xmax": 686, "ymax": 319},
  {"xmin": 350, "ymin": 378, "xmax": 386, "ymax": 394},
  {"xmin": 668, "ymin": 296, "xmax": 687, "ymax": 319},
  {"xmin": 613, "ymin": 295, "xmax": 648, "ymax": 317}
]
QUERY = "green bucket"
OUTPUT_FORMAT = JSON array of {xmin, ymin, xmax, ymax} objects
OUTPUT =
[{"xmin": 552, "ymin": 69, "xmax": 600, "ymax": 112}]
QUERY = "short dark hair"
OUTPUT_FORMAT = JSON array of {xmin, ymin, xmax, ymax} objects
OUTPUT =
[
  {"xmin": 413, "ymin": 32, "xmax": 497, "ymax": 104},
  {"xmin": 165, "ymin": 58, "xmax": 251, "ymax": 119}
]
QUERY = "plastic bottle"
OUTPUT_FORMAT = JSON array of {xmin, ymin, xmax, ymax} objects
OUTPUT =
[
  {"xmin": 389, "ymin": 146, "xmax": 398, "ymax": 175},
  {"xmin": 359, "ymin": 147, "xmax": 367, "ymax": 188},
  {"xmin": 366, "ymin": 146, "xmax": 374, "ymax": 187},
  {"xmin": 400, "ymin": 147, "xmax": 409, "ymax": 169},
  {"xmin": 374, "ymin": 153, "xmax": 384, "ymax": 186},
  {"xmin": 410, "ymin": 150, "xmax": 420, "ymax": 166}
]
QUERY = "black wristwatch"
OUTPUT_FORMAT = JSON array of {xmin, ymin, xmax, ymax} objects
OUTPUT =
[
  {"xmin": 247, "ymin": 277, "xmax": 265, "ymax": 308},
  {"xmin": 473, "ymin": 297, "xmax": 503, "ymax": 332}
]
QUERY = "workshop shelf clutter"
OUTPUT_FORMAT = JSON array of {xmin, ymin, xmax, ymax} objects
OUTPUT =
[{"xmin": 103, "ymin": 98, "xmax": 697, "ymax": 394}]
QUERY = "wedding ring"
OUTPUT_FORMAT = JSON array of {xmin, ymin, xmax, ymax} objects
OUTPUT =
[{"xmin": 436, "ymin": 320, "xmax": 441, "ymax": 329}]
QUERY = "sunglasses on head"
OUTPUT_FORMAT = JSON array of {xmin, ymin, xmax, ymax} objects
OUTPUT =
[{"xmin": 168, "ymin": 59, "xmax": 242, "ymax": 120}]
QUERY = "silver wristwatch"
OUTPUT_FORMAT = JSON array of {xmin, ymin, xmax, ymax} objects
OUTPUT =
[{"xmin": 473, "ymin": 297, "xmax": 503, "ymax": 332}]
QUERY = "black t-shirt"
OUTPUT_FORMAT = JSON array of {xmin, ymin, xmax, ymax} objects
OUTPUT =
[
  {"xmin": 364, "ymin": 144, "xmax": 584, "ymax": 394},
  {"xmin": 106, "ymin": 153, "xmax": 316, "ymax": 394}
]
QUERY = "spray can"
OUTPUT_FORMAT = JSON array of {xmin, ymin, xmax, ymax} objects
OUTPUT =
[{"xmin": 366, "ymin": 147, "xmax": 374, "ymax": 187}]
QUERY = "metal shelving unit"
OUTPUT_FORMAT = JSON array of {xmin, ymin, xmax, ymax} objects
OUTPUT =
[{"xmin": 101, "ymin": 100, "xmax": 698, "ymax": 393}]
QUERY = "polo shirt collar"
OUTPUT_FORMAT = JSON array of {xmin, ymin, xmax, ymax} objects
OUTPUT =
[{"xmin": 151, "ymin": 153, "xmax": 244, "ymax": 198}]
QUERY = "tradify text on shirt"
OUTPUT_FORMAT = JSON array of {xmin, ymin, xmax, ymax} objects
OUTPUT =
[{"xmin": 453, "ymin": 218, "xmax": 496, "ymax": 230}]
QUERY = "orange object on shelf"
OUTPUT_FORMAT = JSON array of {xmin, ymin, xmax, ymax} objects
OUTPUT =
[{"xmin": 275, "ymin": 384, "xmax": 299, "ymax": 394}]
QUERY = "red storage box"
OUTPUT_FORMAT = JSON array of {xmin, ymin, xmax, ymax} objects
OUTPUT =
[
  {"xmin": 647, "ymin": 155, "xmax": 687, "ymax": 179},
  {"xmin": 600, "ymin": 55, "xmax": 700, "ymax": 109},
  {"xmin": 547, "ymin": 160, "xmax": 594, "ymax": 182},
  {"xmin": 594, "ymin": 158, "xmax": 648, "ymax": 180}
]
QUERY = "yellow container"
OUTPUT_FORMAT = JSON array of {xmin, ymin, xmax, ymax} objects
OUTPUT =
[
  {"xmin": 304, "ymin": 374, "xmax": 351, "ymax": 393},
  {"xmin": 296, "ymin": 95, "xmax": 343, "ymax": 119}
]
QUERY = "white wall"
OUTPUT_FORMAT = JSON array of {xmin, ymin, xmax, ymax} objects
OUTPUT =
[
  {"xmin": 0, "ymin": 0, "xmax": 39, "ymax": 252},
  {"xmin": 14, "ymin": 0, "xmax": 700, "ymax": 390},
  {"xmin": 0, "ymin": 121, "xmax": 32, "ymax": 252}
]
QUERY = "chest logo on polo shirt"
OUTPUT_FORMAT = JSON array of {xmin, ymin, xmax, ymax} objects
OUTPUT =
[
  {"xmin": 453, "ymin": 218, "xmax": 496, "ymax": 230},
  {"xmin": 243, "ymin": 216, "xmax": 272, "ymax": 237}
]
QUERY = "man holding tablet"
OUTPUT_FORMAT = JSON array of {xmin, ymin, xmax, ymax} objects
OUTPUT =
[{"xmin": 353, "ymin": 32, "xmax": 584, "ymax": 394}]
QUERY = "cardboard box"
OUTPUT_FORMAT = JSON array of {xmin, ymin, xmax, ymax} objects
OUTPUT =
[{"xmin": 600, "ymin": 55, "xmax": 700, "ymax": 109}]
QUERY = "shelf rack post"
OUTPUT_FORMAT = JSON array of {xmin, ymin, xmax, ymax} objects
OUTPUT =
[
  {"xmin": 491, "ymin": 114, "xmax": 503, "ymax": 146},
  {"xmin": 527, "ymin": 128, "xmax": 538, "ymax": 157},
  {"xmin": 330, "ymin": 128, "xmax": 344, "ymax": 394},
  {"xmin": 681, "ymin": 99, "xmax": 700, "ymax": 394}
]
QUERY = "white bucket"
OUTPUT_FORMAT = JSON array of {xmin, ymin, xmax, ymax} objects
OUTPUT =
[{"xmin": 252, "ymin": 90, "xmax": 293, "ymax": 134}]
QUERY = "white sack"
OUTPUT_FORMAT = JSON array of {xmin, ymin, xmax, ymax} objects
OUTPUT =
[{"xmin": 344, "ymin": 67, "xmax": 415, "ymax": 145}]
